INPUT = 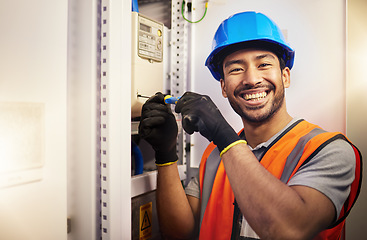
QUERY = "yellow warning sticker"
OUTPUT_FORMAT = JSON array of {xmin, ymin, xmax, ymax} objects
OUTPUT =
[{"xmin": 139, "ymin": 202, "xmax": 152, "ymax": 240}]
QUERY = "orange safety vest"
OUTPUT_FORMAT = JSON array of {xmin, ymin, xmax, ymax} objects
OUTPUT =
[{"xmin": 198, "ymin": 120, "xmax": 362, "ymax": 240}]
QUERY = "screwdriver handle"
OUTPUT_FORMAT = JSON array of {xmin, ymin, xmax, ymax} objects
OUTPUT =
[{"xmin": 164, "ymin": 95, "xmax": 180, "ymax": 105}]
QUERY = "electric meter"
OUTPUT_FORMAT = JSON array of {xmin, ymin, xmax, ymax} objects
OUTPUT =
[{"xmin": 131, "ymin": 12, "xmax": 164, "ymax": 118}]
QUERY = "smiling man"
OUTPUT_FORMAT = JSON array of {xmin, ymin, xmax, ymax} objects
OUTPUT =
[
  {"xmin": 139, "ymin": 11, "xmax": 362, "ymax": 240},
  {"xmin": 221, "ymin": 48, "xmax": 290, "ymax": 123}
]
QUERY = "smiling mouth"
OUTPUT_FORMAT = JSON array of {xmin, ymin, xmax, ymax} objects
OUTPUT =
[{"xmin": 243, "ymin": 91, "xmax": 268, "ymax": 101}]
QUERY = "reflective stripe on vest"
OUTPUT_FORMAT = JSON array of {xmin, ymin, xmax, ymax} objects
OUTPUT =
[{"xmin": 198, "ymin": 120, "xmax": 362, "ymax": 240}]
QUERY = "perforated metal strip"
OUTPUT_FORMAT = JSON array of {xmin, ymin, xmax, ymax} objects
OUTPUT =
[
  {"xmin": 99, "ymin": 0, "xmax": 109, "ymax": 238},
  {"xmin": 171, "ymin": 0, "xmax": 189, "ymax": 165}
]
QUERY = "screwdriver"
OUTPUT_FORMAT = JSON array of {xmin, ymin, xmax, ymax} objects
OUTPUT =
[{"xmin": 137, "ymin": 94, "xmax": 181, "ymax": 105}]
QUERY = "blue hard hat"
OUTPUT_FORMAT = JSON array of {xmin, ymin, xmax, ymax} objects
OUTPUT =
[{"xmin": 205, "ymin": 11, "xmax": 295, "ymax": 81}]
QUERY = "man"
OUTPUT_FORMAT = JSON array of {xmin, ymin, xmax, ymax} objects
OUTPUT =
[{"xmin": 139, "ymin": 11, "xmax": 362, "ymax": 240}]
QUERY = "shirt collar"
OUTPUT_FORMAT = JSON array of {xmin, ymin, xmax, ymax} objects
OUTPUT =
[{"xmin": 242, "ymin": 117, "xmax": 302, "ymax": 151}]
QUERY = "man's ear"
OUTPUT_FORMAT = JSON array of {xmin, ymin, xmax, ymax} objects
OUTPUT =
[
  {"xmin": 282, "ymin": 67, "xmax": 291, "ymax": 88},
  {"xmin": 220, "ymin": 79, "xmax": 228, "ymax": 98}
]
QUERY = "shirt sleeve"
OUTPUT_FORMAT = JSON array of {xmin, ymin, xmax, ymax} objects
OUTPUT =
[
  {"xmin": 185, "ymin": 174, "xmax": 200, "ymax": 199},
  {"xmin": 287, "ymin": 139, "xmax": 356, "ymax": 219}
]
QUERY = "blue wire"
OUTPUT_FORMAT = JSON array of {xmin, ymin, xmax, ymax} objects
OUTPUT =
[
  {"xmin": 132, "ymin": 141, "xmax": 144, "ymax": 175},
  {"xmin": 132, "ymin": 0, "xmax": 139, "ymax": 12}
]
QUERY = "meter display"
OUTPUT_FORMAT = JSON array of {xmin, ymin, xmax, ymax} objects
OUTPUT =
[{"xmin": 137, "ymin": 15, "xmax": 163, "ymax": 62}]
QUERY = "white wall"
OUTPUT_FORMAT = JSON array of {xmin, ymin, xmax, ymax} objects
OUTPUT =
[
  {"xmin": 190, "ymin": 0, "xmax": 346, "ymax": 167},
  {"xmin": 0, "ymin": 0, "xmax": 68, "ymax": 239},
  {"xmin": 346, "ymin": 0, "xmax": 367, "ymax": 238}
]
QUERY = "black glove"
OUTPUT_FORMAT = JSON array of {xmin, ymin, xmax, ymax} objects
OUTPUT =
[
  {"xmin": 139, "ymin": 92, "xmax": 178, "ymax": 166},
  {"xmin": 175, "ymin": 92, "xmax": 240, "ymax": 153}
]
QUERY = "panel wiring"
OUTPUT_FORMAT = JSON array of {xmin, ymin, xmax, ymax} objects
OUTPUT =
[{"xmin": 181, "ymin": 1, "xmax": 208, "ymax": 23}]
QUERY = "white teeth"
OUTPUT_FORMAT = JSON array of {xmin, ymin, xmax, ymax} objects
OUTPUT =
[{"xmin": 244, "ymin": 92, "xmax": 267, "ymax": 101}]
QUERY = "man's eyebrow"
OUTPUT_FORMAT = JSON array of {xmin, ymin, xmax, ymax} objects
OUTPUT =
[
  {"xmin": 224, "ymin": 59, "xmax": 244, "ymax": 68},
  {"xmin": 256, "ymin": 53, "xmax": 276, "ymax": 60},
  {"xmin": 224, "ymin": 53, "xmax": 276, "ymax": 68}
]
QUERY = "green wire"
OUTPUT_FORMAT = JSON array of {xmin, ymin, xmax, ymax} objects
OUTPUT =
[{"xmin": 181, "ymin": 1, "xmax": 208, "ymax": 24}]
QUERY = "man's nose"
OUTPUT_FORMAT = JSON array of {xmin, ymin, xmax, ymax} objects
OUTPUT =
[{"xmin": 241, "ymin": 67, "xmax": 262, "ymax": 86}]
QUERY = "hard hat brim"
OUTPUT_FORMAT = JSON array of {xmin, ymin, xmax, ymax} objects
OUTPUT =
[{"xmin": 205, "ymin": 39, "xmax": 295, "ymax": 81}]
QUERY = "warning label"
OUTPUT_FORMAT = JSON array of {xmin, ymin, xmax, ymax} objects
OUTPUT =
[{"xmin": 139, "ymin": 202, "xmax": 152, "ymax": 240}]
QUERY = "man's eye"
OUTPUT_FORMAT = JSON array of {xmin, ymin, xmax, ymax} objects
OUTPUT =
[
  {"xmin": 229, "ymin": 68, "xmax": 242, "ymax": 73},
  {"xmin": 259, "ymin": 63, "xmax": 271, "ymax": 68}
]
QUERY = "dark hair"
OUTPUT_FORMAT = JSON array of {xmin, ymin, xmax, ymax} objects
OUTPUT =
[{"xmin": 215, "ymin": 40, "xmax": 287, "ymax": 80}]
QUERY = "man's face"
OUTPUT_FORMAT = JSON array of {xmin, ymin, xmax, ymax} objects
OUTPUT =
[{"xmin": 220, "ymin": 48, "xmax": 290, "ymax": 123}]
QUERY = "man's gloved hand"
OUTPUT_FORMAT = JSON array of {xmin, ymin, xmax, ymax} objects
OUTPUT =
[
  {"xmin": 139, "ymin": 92, "xmax": 178, "ymax": 166},
  {"xmin": 175, "ymin": 92, "xmax": 241, "ymax": 153}
]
